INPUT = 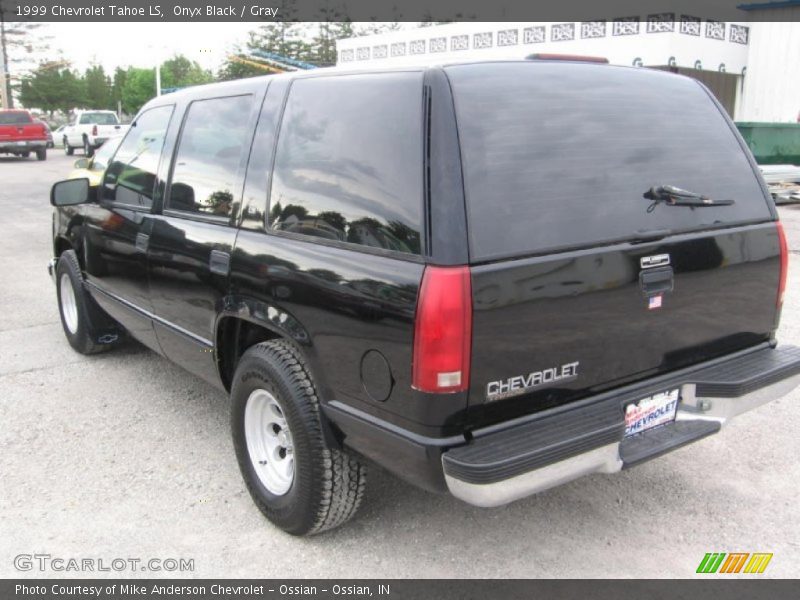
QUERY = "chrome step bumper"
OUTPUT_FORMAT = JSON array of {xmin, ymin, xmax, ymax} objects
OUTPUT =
[{"xmin": 443, "ymin": 344, "xmax": 800, "ymax": 508}]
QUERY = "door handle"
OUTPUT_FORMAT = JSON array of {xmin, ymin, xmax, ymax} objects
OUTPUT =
[
  {"xmin": 640, "ymin": 266, "xmax": 673, "ymax": 296},
  {"xmin": 135, "ymin": 233, "xmax": 149, "ymax": 253},
  {"xmin": 209, "ymin": 250, "xmax": 231, "ymax": 276}
]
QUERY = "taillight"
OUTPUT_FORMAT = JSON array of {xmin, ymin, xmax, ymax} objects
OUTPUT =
[
  {"xmin": 777, "ymin": 221, "xmax": 789, "ymax": 308},
  {"xmin": 91, "ymin": 125, "xmax": 98, "ymax": 136},
  {"xmin": 412, "ymin": 266, "xmax": 472, "ymax": 393}
]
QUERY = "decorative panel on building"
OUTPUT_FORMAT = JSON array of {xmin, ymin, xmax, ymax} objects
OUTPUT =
[
  {"xmin": 647, "ymin": 13, "xmax": 675, "ymax": 33},
  {"xmin": 581, "ymin": 21, "xmax": 606, "ymax": 39},
  {"xmin": 612, "ymin": 17, "xmax": 639, "ymax": 36},
  {"xmin": 705, "ymin": 20, "xmax": 726, "ymax": 41},
  {"xmin": 498, "ymin": 29, "xmax": 519, "ymax": 46},
  {"xmin": 551, "ymin": 23, "xmax": 575, "ymax": 42},
  {"xmin": 730, "ymin": 24, "xmax": 749, "ymax": 45},
  {"xmin": 451, "ymin": 35, "xmax": 469, "ymax": 51},
  {"xmin": 523, "ymin": 26, "xmax": 546, "ymax": 44},
  {"xmin": 680, "ymin": 15, "xmax": 701, "ymax": 36}
]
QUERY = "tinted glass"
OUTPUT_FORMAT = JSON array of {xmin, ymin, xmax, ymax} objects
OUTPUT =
[
  {"xmin": 79, "ymin": 112, "xmax": 118, "ymax": 125},
  {"xmin": 0, "ymin": 112, "xmax": 32, "ymax": 124},
  {"xmin": 167, "ymin": 95, "xmax": 253, "ymax": 218},
  {"xmin": 447, "ymin": 63, "xmax": 772, "ymax": 261},
  {"xmin": 102, "ymin": 105, "xmax": 173, "ymax": 208},
  {"xmin": 269, "ymin": 73, "xmax": 423, "ymax": 255}
]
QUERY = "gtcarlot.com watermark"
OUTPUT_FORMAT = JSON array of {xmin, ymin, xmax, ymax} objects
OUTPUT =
[{"xmin": 14, "ymin": 553, "xmax": 194, "ymax": 573}]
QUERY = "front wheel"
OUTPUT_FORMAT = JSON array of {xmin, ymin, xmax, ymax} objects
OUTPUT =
[
  {"xmin": 55, "ymin": 250, "xmax": 122, "ymax": 354},
  {"xmin": 231, "ymin": 340, "xmax": 367, "ymax": 536}
]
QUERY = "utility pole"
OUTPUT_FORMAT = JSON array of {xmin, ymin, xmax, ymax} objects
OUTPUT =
[{"xmin": 0, "ymin": 9, "xmax": 11, "ymax": 108}]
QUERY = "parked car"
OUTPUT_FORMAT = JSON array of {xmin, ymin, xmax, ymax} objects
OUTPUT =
[
  {"xmin": 0, "ymin": 109, "xmax": 48, "ymax": 160},
  {"xmin": 67, "ymin": 136, "xmax": 124, "ymax": 186},
  {"xmin": 62, "ymin": 110, "xmax": 127, "ymax": 157},
  {"xmin": 47, "ymin": 60, "xmax": 800, "ymax": 536},
  {"xmin": 53, "ymin": 124, "xmax": 67, "ymax": 146}
]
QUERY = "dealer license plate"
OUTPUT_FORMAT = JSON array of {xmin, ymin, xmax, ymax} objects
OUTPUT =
[{"xmin": 624, "ymin": 389, "xmax": 679, "ymax": 437}]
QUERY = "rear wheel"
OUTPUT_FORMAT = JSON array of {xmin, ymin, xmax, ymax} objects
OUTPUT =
[
  {"xmin": 55, "ymin": 250, "xmax": 122, "ymax": 354},
  {"xmin": 64, "ymin": 138, "xmax": 74, "ymax": 156},
  {"xmin": 231, "ymin": 340, "xmax": 367, "ymax": 535},
  {"xmin": 36, "ymin": 148, "xmax": 46, "ymax": 161},
  {"xmin": 83, "ymin": 137, "xmax": 94, "ymax": 157}
]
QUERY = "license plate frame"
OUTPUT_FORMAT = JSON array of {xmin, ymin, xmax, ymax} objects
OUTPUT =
[{"xmin": 624, "ymin": 388, "xmax": 679, "ymax": 437}]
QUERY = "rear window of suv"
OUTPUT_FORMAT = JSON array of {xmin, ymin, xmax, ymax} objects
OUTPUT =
[{"xmin": 446, "ymin": 62, "xmax": 772, "ymax": 261}]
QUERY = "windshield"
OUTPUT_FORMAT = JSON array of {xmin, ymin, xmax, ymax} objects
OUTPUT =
[{"xmin": 446, "ymin": 62, "xmax": 772, "ymax": 261}]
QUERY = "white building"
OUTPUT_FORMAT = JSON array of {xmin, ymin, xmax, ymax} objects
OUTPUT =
[{"xmin": 337, "ymin": 5, "xmax": 800, "ymax": 122}]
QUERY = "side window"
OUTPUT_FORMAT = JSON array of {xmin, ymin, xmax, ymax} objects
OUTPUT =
[
  {"xmin": 102, "ymin": 105, "xmax": 173, "ymax": 209},
  {"xmin": 167, "ymin": 95, "xmax": 253, "ymax": 218},
  {"xmin": 269, "ymin": 73, "xmax": 423, "ymax": 255}
]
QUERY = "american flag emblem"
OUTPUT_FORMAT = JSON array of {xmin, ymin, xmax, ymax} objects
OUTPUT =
[{"xmin": 648, "ymin": 294, "xmax": 663, "ymax": 310}]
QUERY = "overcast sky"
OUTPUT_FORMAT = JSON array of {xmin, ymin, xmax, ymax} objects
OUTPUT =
[
  {"xmin": 36, "ymin": 22, "xmax": 418, "ymax": 75},
  {"xmin": 43, "ymin": 22, "xmax": 270, "ymax": 73}
]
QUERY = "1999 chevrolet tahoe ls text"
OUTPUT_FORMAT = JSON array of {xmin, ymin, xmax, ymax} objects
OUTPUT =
[{"xmin": 48, "ymin": 60, "xmax": 800, "ymax": 535}]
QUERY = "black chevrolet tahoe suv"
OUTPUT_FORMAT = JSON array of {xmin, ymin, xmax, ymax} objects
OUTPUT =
[{"xmin": 48, "ymin": 60, "xmax": 800, "ymax": 535}]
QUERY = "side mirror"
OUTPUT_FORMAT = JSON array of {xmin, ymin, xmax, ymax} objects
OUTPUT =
[
  {"xmin": 51, "ymin": 178, "xmax": 91, "ymax": 207},
  {"xmin": 73, "ymin": 157, "xmax": 90, "ymax": 169}
]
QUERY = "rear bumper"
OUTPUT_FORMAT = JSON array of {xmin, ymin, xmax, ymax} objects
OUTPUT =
[
  {"xmin": 442, "ymin": 344, "xmax": 800, "ymax": 507},
  {"xmin": 325, "ymin": 344, "xmax": 800, "ymax": 505},
  {"xmin": 0, "ymin": 140, "xmax": 45, "ymax": 152}
]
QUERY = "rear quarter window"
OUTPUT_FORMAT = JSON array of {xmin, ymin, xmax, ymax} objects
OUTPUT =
[
  {"xmin": 268, "ymin": 72, "xmax": 424, "ymax": 256},
  {"xmin": 446, "ymin": 63, "xmax": 772, "ymax": 261}
]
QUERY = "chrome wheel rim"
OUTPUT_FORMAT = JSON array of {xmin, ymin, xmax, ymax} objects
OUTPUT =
[
  {"xmin": 59, "ymin": 273, "xmax": 79, "ymax": 334},
  {"xmin": 244, "ymin": 389, "xmax": 295, "ymax": 496}
]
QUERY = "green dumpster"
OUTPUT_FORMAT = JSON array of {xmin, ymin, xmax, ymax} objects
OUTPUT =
[{"xmin": 735, "ymin": 122, "xmax": 800, "ymax": 165}]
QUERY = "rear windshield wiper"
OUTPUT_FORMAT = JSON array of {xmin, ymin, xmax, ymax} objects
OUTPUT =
[{"xmin": 645, "ymin": 185, "xmax": 735, "ymax": 212}]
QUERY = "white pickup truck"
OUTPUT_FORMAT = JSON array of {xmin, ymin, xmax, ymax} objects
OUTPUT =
[{"xmin": 62, "ymin": 110, "xmax": 128, "ymax": 157}]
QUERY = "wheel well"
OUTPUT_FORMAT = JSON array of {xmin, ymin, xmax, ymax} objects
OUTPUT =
[
  {"xmin": 216, "ymin": 317, "xmax": 281, "ymax": 391},
  {"xmin": 55, "ymin": 237, "xmax": 73, "ymax": 257}
]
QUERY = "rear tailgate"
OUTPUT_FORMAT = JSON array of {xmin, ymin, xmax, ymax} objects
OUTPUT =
[
  {"xmin": 0, "ymin": 112, "xmax": 46, "ymax": 142},
  {"xmin": 445, "ymin": 62, "xmax": 780, "ymax": 426}
]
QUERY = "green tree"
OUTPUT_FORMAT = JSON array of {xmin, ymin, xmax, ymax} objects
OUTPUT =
[
  {"xmin": 311, "ymin": 21, "xmax": 355, "ymax": 66},
  {"xmin": 121, "ymin": 67, "xmax": 156, "ymax": 114},
  {"xmin": 84, "ymin": 64, "xmax": 111, "ymax": 109},
  {"xmin": 18, "ymin": 65, "xmax": 84, "ymax": 114},
  {"xmin": 160, "ymin": 54, "xmax": 214, "ymax": 89}
]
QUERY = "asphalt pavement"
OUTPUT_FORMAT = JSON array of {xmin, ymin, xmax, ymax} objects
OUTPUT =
[{"xmin": 1, "ymin": 152, "xmax": 799, "ymax": 578}]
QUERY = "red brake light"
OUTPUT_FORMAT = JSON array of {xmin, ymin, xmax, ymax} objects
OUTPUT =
[
  {"xmin": 777, "ymin": 221, "xmax": 789, "ymax": 308},
  {"xmin": 412, "ymin": 266, "xmax": 472, "ymax": 393},
  {"xmin": 92, "ymin": 125, "xmax": 98, "ymax": 136},
  {"xmin": 526, "ymin": 53, "xmax": 609, "ymax": 64}
]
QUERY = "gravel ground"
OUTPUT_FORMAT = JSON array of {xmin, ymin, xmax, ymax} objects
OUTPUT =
[{"xmin": 1, "ymin": 152, "xmax": 799, "ymax": 579}]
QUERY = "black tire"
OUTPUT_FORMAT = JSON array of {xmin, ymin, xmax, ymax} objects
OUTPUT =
[
  {"xmin": 21, "ymin": 152, "xmax": 30, "ymax": 158},
  {"xmin": 83, "ymin": 137, "xmax": 94, "ymax": 157},
  {"xmin": 55, "ymin": 250, "xmax": 122, "ymax": 355},
  {"xmin": 231, "ymin": 340, "xmax": 366, "ymax": 536},
  {"xmin": 64, "ymin": 139, "xmax": 74, "ymax": 156},
  {"xmin": 36, "ymin": 148, "xmax": 46, "ymax": 161}
]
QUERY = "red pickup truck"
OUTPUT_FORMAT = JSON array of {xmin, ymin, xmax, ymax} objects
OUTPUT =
[{"xmin": 0, "ymin": 110, "xmax": 48, "ymax": 160}]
